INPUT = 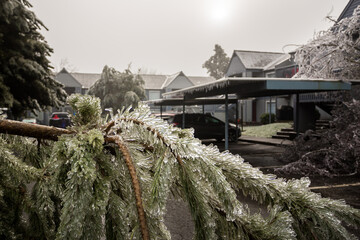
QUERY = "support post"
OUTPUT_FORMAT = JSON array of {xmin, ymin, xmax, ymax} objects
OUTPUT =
[
  {"xmin": 269, "ymin": 96, "xmax": 272, "ymax": 124},
  {"xmin": 182, "ymin": 98, "xmax": 185, "ymax": 129},
  {"xmin": 241, "ymin": 100, "xmax": 244, "ymax": 131},
  {"xmin": 235, "ymin": 99, "xmax": 239, "ymax": 140},
  {"xmin": 160, "ymin": 104, "xmax": 163, "ymax": 118},
  {"xmin": 295, "ymin": 93, "xmax": 299, "ymax": 136},
  {"xmin": 275, "ymin": 96, "xmax": 278, "ymax": 119},
  {"xmin": 225, "ymin": 93, "xmax": 229, "ymax": 150}
]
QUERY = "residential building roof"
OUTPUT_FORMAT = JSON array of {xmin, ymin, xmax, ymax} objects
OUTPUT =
[
  {"xmin": 338, "ymin": 0, "xmax": 360, "ymax": 20},
  {"xmin": 234, "ymin": 50, "xmax": 286, "ymax": 70},
  {"xmin": 161, "ymin": 71, "xmax": 185, "ymax": 89},
  {"xmin": 188, "ymin": 76, "xmax": 215, "ymax": 85},
  {"xmin": 263, "ymin": 54, "xmax": 290, "ymax": 71},
  {"xmin": 71, "ymin": 73, "xmax": 101, "ymax": 89},
  {"xmin": 56, "ymin": 68, "xmax": 215, "ymax": 91},
  {"xmin": 140, "ymin": 74, "xmax": 168, "ymax": 89},
  {"xmin": 55, "ymin": 68, "xmax": 82, "ymax": 88}
]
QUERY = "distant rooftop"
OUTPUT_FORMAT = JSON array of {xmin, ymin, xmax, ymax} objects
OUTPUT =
[
  {"xmin": 71, "ymin": 73, "xmax": 101, "ymax": 89},
  {"xmin": 234, "ymin": 50, "xmax": 286, "ymax": 70},
  {"xmin": 55, "ymin": 68, "xmax": 215, "ymax": 90}
]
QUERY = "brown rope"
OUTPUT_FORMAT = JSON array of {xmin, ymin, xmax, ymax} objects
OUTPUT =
[{"xmin": 105, "ymin": 136, "xmax": 149, "ymax": 240}]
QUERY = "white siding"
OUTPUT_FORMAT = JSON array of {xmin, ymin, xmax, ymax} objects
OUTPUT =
[
  {"xmin": 165, "ymin": 76, "xmax": 193, "ymax": 91},
  {"xmin": 148, "ymin": 90, "xmax": 161, "ymax": 100},
  {"xmin": 225, "ymin": 56, "xmax": 246, "ymax": 77}
]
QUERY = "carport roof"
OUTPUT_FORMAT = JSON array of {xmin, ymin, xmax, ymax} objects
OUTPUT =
[
  {"xmin": 145, "ymin": 98, "xmax": 238, "ymax": 106},
  {"xmin": 162, "ymin": 77, "xmax": 358, "ymax": 100}
]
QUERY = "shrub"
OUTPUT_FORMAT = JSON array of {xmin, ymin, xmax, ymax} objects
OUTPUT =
[{"xmin": 260, "ymin": 113, "xmax": 276, "ymax": 124}]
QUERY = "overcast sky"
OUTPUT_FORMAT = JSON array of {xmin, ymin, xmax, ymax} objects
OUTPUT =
[{"xmin": 31, "ymin": 0, "xmax": 349, "ymax": 76}]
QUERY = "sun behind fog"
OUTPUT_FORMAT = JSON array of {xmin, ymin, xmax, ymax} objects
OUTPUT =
[{"xmin": 209, "ymin": 0, "xmax": 231, "ymax": 23}]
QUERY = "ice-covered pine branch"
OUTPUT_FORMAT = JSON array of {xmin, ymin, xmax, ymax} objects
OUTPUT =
[{"xmin": 0, "ymin": 94, "xmax": 359, "ymax": 240}]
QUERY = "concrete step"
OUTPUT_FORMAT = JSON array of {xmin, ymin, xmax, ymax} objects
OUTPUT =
[
  {"xmin": 277, "ymin": 131, "xmax": 297, "ymax": 136},
  {"xmin": 272, "ymin": 135, "xmax": 291, "ymax": 140},
  {"xmin": 281, "ymin": 128, "xmax": 295, "ymax": 132}
]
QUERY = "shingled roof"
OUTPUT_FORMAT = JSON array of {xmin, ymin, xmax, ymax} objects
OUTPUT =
[
  {"xmin": 56, "ymin": 68, "xmax": 214, "ymax": 90},
  {"xmin": 338, "ymin": 0, "xmax": 360, "ymax": 20},
  {"xmin": 188, "ymin": 76, "xmax": 215, "ymax": 85},
  {"xmin": 71, "ymin": 73, "xmax": 101, "ymax": 89},
  {"xmin": 234, "ymin": 50, "xmax": 286, "ymax": 70},
  {"xmin": 140, "ymin": 74, "xmax": 168, "ymax": 89}
]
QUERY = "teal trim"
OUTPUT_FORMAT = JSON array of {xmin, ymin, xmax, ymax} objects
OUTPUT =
[{"xmin": 266, "ymin": 80, "xmax": 351, "ymax": 90}]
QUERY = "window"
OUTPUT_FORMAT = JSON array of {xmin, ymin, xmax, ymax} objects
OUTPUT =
[
  {"xmin": 148, "ymin": 90, "xmax": 161, "ymax": 100},
  {"xmin": 266, "ymin": 101, "xmax": 276, "ymax": 114},
  {"xmin": 205, "ymin": 116, "xmax": 220, "ymax": 124},
  {"xmin": 266, "ymin": 72, "xmax": 275, "ymax": 78}
]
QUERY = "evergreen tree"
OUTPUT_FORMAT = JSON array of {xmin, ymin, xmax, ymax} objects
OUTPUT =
[
  {"xmin": 202, "ymin": 44, "xmax": 230, "ymax": 80},
  {"xmin": 88, "ymin": 65, "xmax": 146, "ymax": 112},
  {"xmin": 0, "ymin": 0, "xmax": 67, "ymax": 118},
  {"xmin": 0, "ymin": 94, "xmax": 359, "ymax": 240}
]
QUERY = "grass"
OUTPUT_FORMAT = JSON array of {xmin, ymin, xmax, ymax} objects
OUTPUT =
[{"xmin": 242, "ymin": 122, "xmax": 293, "ymax": 138}]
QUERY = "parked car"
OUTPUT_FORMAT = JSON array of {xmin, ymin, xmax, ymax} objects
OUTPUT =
[
  {"xmin": 168, "ymin": 113, "xmax": 241, "ymax": 142},
  {"xmin": 153, "ymin": 112, "xmax": 175, "ymax": 122},
  {"xmin": 49, "ymin": 112, "xmax": 71, "ymax": 128},
  {"xmin": 22, "ymin": 118, "xmax": 37, "ymax": 124}
]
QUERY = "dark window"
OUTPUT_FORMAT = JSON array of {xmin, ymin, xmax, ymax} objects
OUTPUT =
[
  {"xmin": 205, "ymin": 116, "xmax": 220, "ymax": 124},
  {"xmin": 64, "ymin": 87, "xmax": 76, "ymax": 95}
]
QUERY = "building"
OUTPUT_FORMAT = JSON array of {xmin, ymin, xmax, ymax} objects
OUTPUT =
[
  {"xmin": 55, "ymin": 68, "xmax": 101, "ymax": 95},
  {"xmin": 338, "ymin": 0, "xmax": 360, "ymax": 20},
  {"xmin": 224, "ymin": 50, "xmax": 296, "ymax": 123},
  {"xmin": 51, "ymin": 68, "xmax": 215, "ymax": 116},
  {"xmin": 225, "ymin": 50, "xmax": 289, "ymax": 78}
]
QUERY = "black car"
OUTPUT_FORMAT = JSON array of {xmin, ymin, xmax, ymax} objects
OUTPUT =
[
  {"xmin": 49, "ymin": 112, "xmax": 71, "ymax": 128},
  {"xmin": 168, "ymin": 113, "xmax": 241, "ymax": 142}
]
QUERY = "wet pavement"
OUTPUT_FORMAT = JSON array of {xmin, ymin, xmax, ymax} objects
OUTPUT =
[{"xmin": 164, "ymin": 138, "xmax": 360, "ymax": 239}]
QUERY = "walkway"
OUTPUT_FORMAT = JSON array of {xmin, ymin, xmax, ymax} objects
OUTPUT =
[{"xmin": 239, "ymin": 135, "xmax": 292, "ymax": 146}]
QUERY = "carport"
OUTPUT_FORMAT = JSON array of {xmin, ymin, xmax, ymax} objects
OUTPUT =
[
  {"xmin": 156, "ymin": 77, "xmax": 355, "ymax": 150},
  {"xmin": 146, "ymin": 97, "xmax": 241, "ymax": 140}
]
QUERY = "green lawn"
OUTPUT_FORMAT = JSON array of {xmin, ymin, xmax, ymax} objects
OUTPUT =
[{"xmin": 242, "ymin": 122, "xmax": 292, "ymax": 138}]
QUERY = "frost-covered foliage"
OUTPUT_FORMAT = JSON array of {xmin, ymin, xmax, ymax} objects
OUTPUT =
[
  {"xmin": 277, "ymin": 99, "xmax": 360, "ymax": 177},
  {"xmin": 88, "ymin": 65, "xmax": 146, "ymax": 112},
  {"xmin": 0, "ymin": 95, "xmax": 359, "ymax": 240},
  {"xmin": 295, "ymin": 6, "xmax": 360, "ymax": 80},
  {"xmin": 0, "ymin": 0, "xmax": 67, "ymax": 118}
]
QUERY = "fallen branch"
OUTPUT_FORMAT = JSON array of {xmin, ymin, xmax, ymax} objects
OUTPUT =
[{"xmin": 0, "ymin": 119, "xmax": 72, "ymax": 140}]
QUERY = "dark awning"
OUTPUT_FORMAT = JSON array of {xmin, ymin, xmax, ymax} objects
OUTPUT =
[
  {"xmin": 162, "ymin": 77, "xmax": 356, "ymax": 100},
  {"xmin": 144, "ymin": 97, "xmax": 238, "ymax": 106}
]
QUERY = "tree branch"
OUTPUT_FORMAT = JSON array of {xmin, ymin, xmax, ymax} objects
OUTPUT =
[
  {"xmin": 0, "ymin": 119, "xmax": 73, "ymax": 140},
  {"xmin": 105, "ymin": 135, "xmax": 149, "ymax": 240},
  {"xmin": 120, "ymin": 118, "xmax": 184, "ymax": 166}
]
